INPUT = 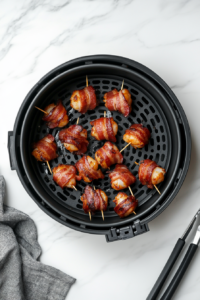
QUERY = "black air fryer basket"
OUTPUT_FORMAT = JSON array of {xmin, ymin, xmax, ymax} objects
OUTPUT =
[{"xmin": 8, "ymin": 55, "xmax": 191, "ymax": 242}]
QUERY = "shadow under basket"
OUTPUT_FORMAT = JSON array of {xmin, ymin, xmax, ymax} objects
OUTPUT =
[{"xmin": 8, "ymin": 55, "xmax": 191, "ymax": 242}]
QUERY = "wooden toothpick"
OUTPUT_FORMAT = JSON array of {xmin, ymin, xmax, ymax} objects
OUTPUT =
[
  {"xmin": 46, "ymin": 161, "xmax": 52, "ymax": 174},
  {"xmin": 73, "ymin": 185, "xmax": 77, "ymax": 191},
  {"xmin": 104, "ymin": 111, "xmax": 106, "ymax": 118},
  {"xmin": 128, "ymin": 186, "xmax": 134, "ymax": 196},
  {"xmin": 89, "ymin": 211, "xmax": 91, "ymax": 221},
  {"xmin": 94, "ymin": 186, "xmax": 104, "ymax": 221},
  {"xmin": 77, "ymin": 117, "xmax": 79, "ymax": 125},
  {"xmin": 121, "ymin": 79, "xmax": 124, "ymax": 90},
  {"xmin": 35, "ymin": 106, "xmax": 48, "ymax": 114},
  {"xmin": 128, "ymin": 186, "xmax": 136, "ymax": 215},
  {"xmin": 86, "ymin": 75, "xmax": 88, "ymax": 87},
  {"xmin": 120, "ymin": 143, "xmax": 131, "ymax": 153},
  {"xmin": 154, "ymin": 184, "xmax": 161, "ymax": 195}
]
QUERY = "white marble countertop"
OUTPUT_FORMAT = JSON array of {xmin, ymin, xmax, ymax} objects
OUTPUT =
[{"xmin": 1, "ymin": 1, "xmax": 200, "ymax": 299}]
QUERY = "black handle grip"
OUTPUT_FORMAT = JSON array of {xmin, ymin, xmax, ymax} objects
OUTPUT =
[
  {"xmin": 146, "ymin": 238, "xmax": 185, "ymax": 300},
  {"xmin": 160, "ymin": 243, "xmax": 198, "ymax": 300},
  {"xmin": 7, "ymin": 131, "xmax": 16, "ymax": 170}
]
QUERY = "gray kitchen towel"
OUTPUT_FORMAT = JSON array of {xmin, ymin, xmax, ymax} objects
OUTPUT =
[{"xmin": 0, "ymin": 176, "xmax": 76, "ymax": 300}]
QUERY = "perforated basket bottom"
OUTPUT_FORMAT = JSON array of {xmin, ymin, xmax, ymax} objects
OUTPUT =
[{"xmin": 31, "ymin": 75, "xmax": 171, "ymax": 219}]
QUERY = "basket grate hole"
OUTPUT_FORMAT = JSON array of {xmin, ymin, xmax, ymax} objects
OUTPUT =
[
  {"xmin": 131, "ymin": 88, "xmax": 138, "ymax": 95},
  {"xmin": 149, "ymin": 106, "xmax": 155, "ymax": 113},
  {"xmin": 63, "ymin": 189, "xmax": 70, "ymax": 196},
  {"xmin": 140, "ymin": 113, "xmax": 147, "ymax": 122},
  {"xmin": 161, "ymin": 154, "xmax": 165, "ymax": 162},
  {"xmin": 76, "ymin": 204, "xmax": 82, "ymax": 209},
  {"xmin": 57, "ymin": 192, "xmax": 67, "ymax": 201},
  {"xmin": 133, "ymin": 105, "xmax": 139, "ymax": 111},
  {"xmin": 49, "ymin": 184, "xmax": 56, "ymax": 191},
  {"xmin": 137, "ymin": 101, "xmax": 143, "ymax": 107},
  {"xmin": 142, "ymin": 97, "xmax": 149, "ymax": 104},
  {"xmin": 155, "ymin": 115, "xmax": 160, "ymax": 123}
]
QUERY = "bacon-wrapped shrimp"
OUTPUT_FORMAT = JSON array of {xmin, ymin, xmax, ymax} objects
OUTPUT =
[
  {"xmin": 108, "ymin": 164, "xmax": 136, "ymax": 190},
  {"xmin": 53, "ymin": 164, "xmax": 79, "ymax": 189},
  {"xmin": 103, "ymin": 88, "xmax": 132, "ymax": 117},
  {"xmin": 81, "ymin": 186, "xmax": 108, "ymax": 215},
  {"xmin": 90, "ymin": 117, "xmax": 118, "ymax": 142},
  {"xmin": 138, "ymin": 159, "xmax": 166, "ymax": 189},
  {"xmin": 32, "ymin": 134, "xmax": 58, "ymax": 162},
  {"xmin": 59, "ymin": 125, "xmax": 89, "ymax": 154},
  {"xmin": 75, "ymin": 156, "xmax": 104, "ymax": 183},
  {"xmin": 70, "ymin": 86, "xmax": 97, "ymax": 114},
  {"xmin": 113, "ymin": 192, "xmax": 138, "ymax": 218},
  {"xmin": 123, "ymin": 124, "xmax": 151, "ymax": 149},
  {"xmin": 42, "ymin": 100, "xmax": 69, "ymax": 128},
  {"xmin": 95, "ymin": 142, "xmax": 123, "ymax": 169}
]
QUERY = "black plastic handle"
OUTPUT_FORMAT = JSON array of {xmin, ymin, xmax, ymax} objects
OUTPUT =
[
  {"xmin": 146, "ymin": 238, "xmax": 185, "ymax": 300},
  {"xmin": 160, "ymin": 243, "xmax": 198, "ymax": 300},
  {"xmin": 7, "ymin": 131, "xmax": 16, "ymax": 170}
]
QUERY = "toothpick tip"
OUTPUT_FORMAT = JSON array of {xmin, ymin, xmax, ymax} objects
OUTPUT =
[
  {"xmin": 128, "ymin": 186, "xmax": 134, "ymax": 196},
  {"xmin": 121, "ymin": 79, "xmax": 124, "ymax": 90},
  {"xmin": 154, "ymin": 185, "xmax": 161, "ymax": 195},
  {"xmin": 46, "ymin": 161, "xmax": 52, "ymax": 174}
]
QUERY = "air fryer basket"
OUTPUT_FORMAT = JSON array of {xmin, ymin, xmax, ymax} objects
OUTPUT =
[{"xmin": 8, "ymin": 55, "xmax": 191, "ymax": 242}]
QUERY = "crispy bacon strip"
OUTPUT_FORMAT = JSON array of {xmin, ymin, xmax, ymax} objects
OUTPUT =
[
  {"xmin": 103, "ymin": 89, "xmax": 132, "ymax": 117},
  {"xmin": 95, "ymin": 142, "xmax": 123, "ymax": 169},
  {"xmin": 123, "ymin": 124, "xmax": 151, "ymax": 148},
  {"xmin": 75, "ymin": 156, "xmax": 105, "ymax": 183},
  {"xmin": 53, "ymin": 164, "xmax": 79, "ymax": 189},
  {"xmin": 70, "ymin": 86, "xmax": 97, "ymax": 114},
  {"xmin": 32, "ymin": 134, "xmax": 58, "ymax": 162},
  {"xmin": 113, "ymin": 192, "xmax": 138, "ymax": 218},
  {"xmin": 108, "ymin": 164, "xmax": 136, "ymax": 190},
  {"xmin": 138, "ymin": 159, "xmax": 166, "ymax": 189},
  {"xmin": 81, "ymin": 186, "xmax": 108, "ymax": 214},
  {"xmin": 42, "ymin": 100, "xmax": 69, "ymax": 128},
  {"xmin": 90, "ymin": 117, "xmax": 118, "ymax": 142},
  {"xmin": 59, "ymin": 125, "xmax": 89, "ymax": 154}
]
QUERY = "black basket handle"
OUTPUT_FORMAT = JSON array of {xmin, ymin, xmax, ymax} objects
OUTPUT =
[{"xmin": 8, "ymin": 131, "xmax": 16, "ymax": 170}]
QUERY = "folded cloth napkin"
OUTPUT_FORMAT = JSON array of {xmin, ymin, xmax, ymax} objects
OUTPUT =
[{"xmin": 0, "ymin": 176, "xmax": 76, "ymax": 300}]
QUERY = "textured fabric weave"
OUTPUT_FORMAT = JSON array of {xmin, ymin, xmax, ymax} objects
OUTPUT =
[{"xmin": 0, "ymin": 176, "xmax": 75, "ymax": 300}]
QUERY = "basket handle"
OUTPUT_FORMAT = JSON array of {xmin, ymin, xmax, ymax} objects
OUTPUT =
[{"xmin": 7, "ymin": 131, "xmax": 16, "ymax": 170}]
